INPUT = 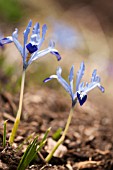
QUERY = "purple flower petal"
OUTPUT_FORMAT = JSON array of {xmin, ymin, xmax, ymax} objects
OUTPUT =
[
  {"xmin": 43, "ymin": 77, "xmax": 52, "ymax": 83},
  {"xmin": 98, "ymin": 85, "xmax": 105, "ymax": 93},
  {"xmin": 0, "ymin": 36, "xmax": 13, "ymax": 46},
  {"xmin": 76, "ymin": 62, "xmax": 85, "ymax": 91},
  {"xmin": 50, "ymin": 51, "xmax": 61, "ymax": 61},
  {"xmin": 32, "ymin": 22, "xmax": 40, "ymax": 35},
  {"xmin": 26, "ymin": 43, "xmax": 38, "ymax": 54},
  {"xmin": 77, "ymin": 91, "xmax": 87, "ymax": 106},
  {"xmin": 12, "ymin": 29, "xmax": 23, "ymax": 57},
  {"xmin": 43, "ymin": 75, "xmax": 58, "ymax": 83}
]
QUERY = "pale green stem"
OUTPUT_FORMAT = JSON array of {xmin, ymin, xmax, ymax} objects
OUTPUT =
[
  {"xmin": 45, "ymin": 106, "xmax": 74, "ymax": 163},
  {"xmin": 9, "ymin": 69, "xmax": 26, "ymax": 145}
]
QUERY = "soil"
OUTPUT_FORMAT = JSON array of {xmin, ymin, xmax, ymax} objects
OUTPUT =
[{"xmin": 0, "ymin": 87, "xmax": 113, "ymax": 170}]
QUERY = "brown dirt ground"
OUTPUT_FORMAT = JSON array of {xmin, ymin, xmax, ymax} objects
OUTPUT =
[{"xmin": 0, "ymin": 87, "xmax": 113, "ymax": 170}]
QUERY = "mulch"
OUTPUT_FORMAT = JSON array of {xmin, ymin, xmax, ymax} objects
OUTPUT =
[{"xmin": 0, "ymin": 88, "xmax": 113, "ymax": 170}]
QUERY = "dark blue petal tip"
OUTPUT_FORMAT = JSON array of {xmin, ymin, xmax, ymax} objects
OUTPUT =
[
  {"xmin": 0, "ymin": 37, "xmax": 13, "ymax": 46},
  {"xmin": 43, "ymin": 77, "xmax": 51, "ymax": 83},
  {"xmin": 100, "ymin": 86, "xmax": 105, "ymax": 93},
  {"xmin": 77, "ymin": 91, "xmax": 87, "ymax": 106},
  {"xmin": 51, "ymin": 51, "xmax": 61, "ymax": 61},
  {"xmin": 26, "ymin": 43, "xmax": 38, "ymax": 54}
]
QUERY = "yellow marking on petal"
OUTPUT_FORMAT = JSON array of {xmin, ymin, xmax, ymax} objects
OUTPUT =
[{"xmin": 26, "ymin": 53, "xmax": 31, "ymax": 62}]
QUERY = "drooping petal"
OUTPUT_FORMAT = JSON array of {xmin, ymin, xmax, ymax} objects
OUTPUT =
[
  {"xmin": 28, "ymin": 42, "xmax": 61, "ymax": 65},
  {"xmin": 43, "ymin": 75, "xmax": 58, "ymax": 83},
  {"xmin": 0, "ymin": 36, "xmax": 13, "ymax": 46},
  {"xmin": 81, "ymin": 69, "xmax": 104, "ymax": 94},
  {"xmin": 50, "ymin": 50, "xmax": 61, "ymax": 61},
  {"xmin": 49, "ymin": 41, "xmax": 61, "ymax": 61},
  {"xmin": 76, "ymin": 62, "xmax": 85, "ymax": 91},
  {"xmin": 12, "ymin": 29, "xmax": 23, "ymax": 56},
  {"xmin": 26, "ymin": 43, "xmax": 38, "ymax": 53},
  {"xmin": 77, "ymin": 91, "xmax": 87, "ymax": 106},
  {"xmin": 28, "ymin": 48, "xmax": 52, "ymax": 65},
  {"xmin": 83, "ymin": 82, "xmax": 99, "ymax": 93},
  {"xmin": 97, "ymin": 84, "xmax": 105, "ymax": 93}
]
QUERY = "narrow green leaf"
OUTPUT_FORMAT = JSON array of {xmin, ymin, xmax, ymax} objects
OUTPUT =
[
  {"xmin": 37, "ymin": 140, "xmax": 46, "ymax": 152},
  {"xmin": 3, "ymin": 120, "xmax": 8, "ymax": 147},
  {"xmin": 17, "ymin": 135, "xmax": 38, "ymax": 170},
  {"xmin": 40, "ymin": 127, "xmax": 51, "ymax": 144},
  {"xmin": 39, "ymin": 127, "xmax": 51, "ymax": 151},
  {"xmin": 16, "ymin": 133, "xmax": 35, "ymax": 152}
]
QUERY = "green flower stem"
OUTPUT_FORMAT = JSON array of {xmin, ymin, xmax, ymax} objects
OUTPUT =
[
  {"xmin": 45, "ymin": 106, "xmax": 74, "ymax": 163},
  {"xmin": 9, "ymin": 69, "xmax": 26, "ymax": 145}
]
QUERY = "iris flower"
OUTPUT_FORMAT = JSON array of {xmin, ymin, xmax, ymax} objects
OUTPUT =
[
  {"xmin": 0, "ymin": 20, "xmax": 61, "ymax": 69},
  {"xmin": 44, "ymin": 62, "xmax": 104, "ymax": 106},
  {"xmin": 44, "ymin": 62, "xmax": 104, "ymax": 163},
  {"xmin": 6, "ymin": 20, "xmax": 61, "ymax": 145}
]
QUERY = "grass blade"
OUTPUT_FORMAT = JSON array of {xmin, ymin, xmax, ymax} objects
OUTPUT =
[
  {"xmin": 40, "ymin": 127, "xmax": 51, "ymax": 145},
  {"xmin": 17, "ymin": 135, "xmax": 38, "ymax": 170},
  {"xmin": 3, "ymin": 120, "xmax": 8, "ymax": 147}
]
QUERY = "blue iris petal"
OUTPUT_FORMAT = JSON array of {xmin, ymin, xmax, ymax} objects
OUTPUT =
[
  {"xmin": 0, "ymin": 37, "xmax": 13, "ymax": 46},
  {"xmin": 50, "ymin": 51, "xmax": 61, "ymax": 61},
  {"xmin": 77, "ymin": 91, "xmax": 87, "ymax": 106},
  {"xmin": 99, "ymin": 85, "xmax": 105, "ymax": 93},
  {"xmin": 76, "ymin": 62, "xmax": 85, "ymax": 91},
  {"xmin": 26, "ymin": 43, "xmax": 38, "ymax": 54},
  {"xmin": 43, "ymin": 77, "xmax": 52, "ymax": 83}
]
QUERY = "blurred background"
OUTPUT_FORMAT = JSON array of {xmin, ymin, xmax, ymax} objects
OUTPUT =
[{"xmin": 0, "ymin": 0, "xmax": 113, "ymax": 111}]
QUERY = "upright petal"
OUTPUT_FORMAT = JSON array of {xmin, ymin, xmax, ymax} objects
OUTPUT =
[
  {"xmin": 42, "ymin": 24, "xmax": 47, "ymax": 39},
  {"xmin": 68, "ymin": 65, "xmax": 74, "ymax": 93},
  {"xmin": 38, "ymin": 24, "xmax": 47, "ymax": 49},
  {"xmin": 76, "ymin": 62, "xmax": 85, "ymax": 91},
  {"xmin": 73, "ymin": 82, "xmax": 84, "ymax": 100},
  {"xmin": 30, "ymin": 23, "xmax": 40, "ymax": 43},
  {"xmin": 32, "ymin": 22, "xmax": 40, "ymax": 35},
  {"xmin": 56, "ymin": 67, "xmax": 72, "ymax": 98},
  {"xmin": 12, "ymin": 29, "xmax": 23, "ymax": 56},
  {"xmin": 23, "ymin": 20, "xmax": 32, "ymax": 45},
  {"xmin": 56, "ymin": 66, "xmax": 62, "ymax": 75},
  {"xmin": 23, "ymin": 20, "xmax": 32, "ymax": 61}
]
